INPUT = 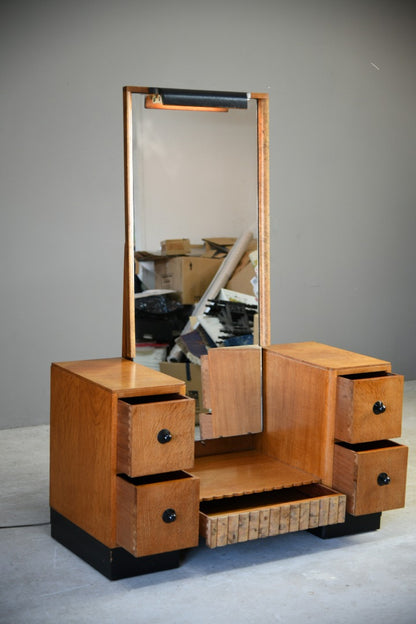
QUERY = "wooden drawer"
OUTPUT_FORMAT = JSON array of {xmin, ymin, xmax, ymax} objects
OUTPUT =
[
  {"xmin": 333, "ymin": 440, "xmax": 408, "ymax": 516},
  {"xmin": 335, "ymin": 372, "xmax": 403, "ymax": 443},
  {"xmin": 199, "ymin": 484, "xmax": 346, "ymax": 549},
  {"xmin": 116, "ymin": 471, "xmax": 199, "ymax": 557},
  {"xmin": 117, "ymin": 394, "xmax": 195, "ymax": 477}
]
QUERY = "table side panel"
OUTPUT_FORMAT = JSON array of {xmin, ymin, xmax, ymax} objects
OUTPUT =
[
  {"xmin": 50, "ymin": 364, "xmax": 118, "ymax": 547},
  {"xmin": 261, "ymin": 350, "xmax": 335, "ymax": 484}
]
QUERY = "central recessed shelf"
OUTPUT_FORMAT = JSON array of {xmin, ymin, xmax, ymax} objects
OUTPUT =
[{"xmin": 190, "ymin": 451, "xmax": 320, "ymax": 501}]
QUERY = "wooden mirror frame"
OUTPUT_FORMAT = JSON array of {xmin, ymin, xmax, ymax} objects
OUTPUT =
[{"xmin": 121, "ymin": 86, "xmax": 270, "ymax": 360}]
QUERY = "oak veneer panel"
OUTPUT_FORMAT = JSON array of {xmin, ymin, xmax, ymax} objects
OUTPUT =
[
  {"xmin": 257, "ymin": 94, "xmax": 270, "ymax": 347},
  {"xmin": 204, "ymin": 346, "xmax": 262, "ymax": 439},
  {"xmin": 53, "ymin": 358, "xmax": 186, "ymax": 398},
  {"xmin": 200, "ymin": 355, "xmax": 211, "ymax": 410},
  {"xmin": 190, "ymin": 451, "xmax": 319, "ymax": 501},
  {"xmin": 266, "ymin": 342, "xmax": 391, "ymax": 375},
  {"xmin": 50, "ymin": 365, "xmax": 117, "ymax": 547},
  {"xmin": 117, "ymin": 395, "xmax": 195, "ymax": 476},
  {"xmin": 122, "ymin": 86, "xmax": 136, "ymax": 360},
  {"xmin": 261, "ymin": 348, "xmax": 336, "ymax": 485},
  {"xmin": 194, "ymin": 434, "xmax": 257, "ymax": 458},
  {"xmin": 335, "ymin": 373, "xmax": 404, "ymax": 443},
  {"xmin": 198, "ymin": 412, "xmax": 215, "ymax": 440},
  {"xmin": 333, "ymin": 441, "xmax": 408, "ymax": 515},
  {"xmin": 116, "ymin": 473, "xmax": 199, "ymax": 557}
]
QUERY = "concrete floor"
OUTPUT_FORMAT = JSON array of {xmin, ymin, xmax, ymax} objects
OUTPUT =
[{"xmin": 1, "ymin": 382, "xmax": 415, "ymax": 624}]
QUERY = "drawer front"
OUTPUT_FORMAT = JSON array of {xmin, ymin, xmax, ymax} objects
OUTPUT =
[
  {"xmin": 335, "ymin": 373, "xmax": 403, "ymax": 443},
  {"xmin": 199, "ymin": 485, "xmax": 346, "ymax": 549},
  {"xmin": 332, "ymin": 441, "xmax": 408, "ymax": 516},
  {"xmin": 117, "ymin": 395, "xmax": 195, "ymax": 477},
  {"xmin": 116, "ymin": 472, "xmax": 199, "ymax": 557}
]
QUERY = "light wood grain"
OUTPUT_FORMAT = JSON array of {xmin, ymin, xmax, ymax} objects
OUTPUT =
[
  {"xmin": 116, "ymin": 473, "xmax": 199, "ymax": 557},
  {"xmin": 261, "ymin": 348, "xmax": 335, "ymax": 484},
  {"xmin": 50, "ymin": 365, "xmax": 118, "ymax": 547},
  {"xmin": 333, "ymin": 441, "xmax": 408, "ymax": 515},
  {"xmin": 121, "ymin": 86, "xmax": 152, "ymax": 359},
  {"xmin": 190, "ymin": 450, "xmax": 319, "ymax": 501},
  {"xmin": 200, "ymin": 355, "xmax": 211, "ymax": 410},
  {"xmin": 203, "ymin": 346, "xmax": 262, "ymax": 439},
  {"xmin": 257, "ymin": 95, "xmax": 270, "ymax": 346},
  {"xmin": 335, "ymin": 373, "xmax": 404, "ymax": 443},
  {"xmin": 266, "ymin": 342, "xmax": 391, "ymax": 375},
  {"xmin": 53, "ymin": 358, "xmax": 186, "ymax": 397},
  {"xmin": 198, "ymin": 412, "xmax": 214, "ymax": 440},
  {"xmin": 122, "ymin": 87, "xmax": 136, "ymax": 360},
  {"xmin": 194, "ymin": 434, "xmax": 257, "ymax": 458},
  {"xmin": 117, "ymin": 395, "xmax": 195, "ymax": 476},
  {"xmin": 261, "ymin": 342, "xmax": 394, "ymax": 486},
  {"xmin": 50, "ymin": 358, "xmax": 188, "ymax": 548}
]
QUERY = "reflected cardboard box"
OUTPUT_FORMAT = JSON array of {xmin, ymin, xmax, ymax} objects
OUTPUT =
[{"xmin": 154, "ymin": 256, "xmax": 222, "ymax": 305}]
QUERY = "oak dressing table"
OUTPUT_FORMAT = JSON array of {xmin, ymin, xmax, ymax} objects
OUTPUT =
[{"xmin": 50, "ymin": 87, "xmax": 408, "ymax": 579}]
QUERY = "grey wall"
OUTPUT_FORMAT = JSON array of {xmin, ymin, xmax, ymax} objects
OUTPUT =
[{"xmin": 1, "ymin": 0, "xmax": 415, "ymax": 428}]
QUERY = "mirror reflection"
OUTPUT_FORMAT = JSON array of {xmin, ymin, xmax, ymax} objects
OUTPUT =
[{"xmin": 131, "ymin": 92, "xmax": 259, "ymax": 375}]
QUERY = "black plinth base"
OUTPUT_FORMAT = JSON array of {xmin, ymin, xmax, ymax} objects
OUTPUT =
[
  {"xmin": 50, "ymin": 508, "xmax": 181, "ymax": 580},
  {"xmin": 309, "ymin": 512, "xmax": 382, "ymax": 539}
]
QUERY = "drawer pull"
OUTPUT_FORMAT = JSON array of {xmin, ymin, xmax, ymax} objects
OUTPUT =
[
  {"xmin": 373, "ymin": 401, "xmax": 386, "ymax": 415},
  {"xmin": 157, "ymin": 429, "xmax": 172, "ymax": 444},
  {"xmin": 377, "ymin": 472, "xmax": 391, "ymax": 486},
  {"xmin": 162, "ymin": 508, "xmax": 177, "ymax": 523}
]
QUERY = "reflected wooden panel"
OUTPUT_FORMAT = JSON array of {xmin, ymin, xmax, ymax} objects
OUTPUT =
[{"xmin": 200, "ymin": 346, "xmax": 262, "ymax": 439}]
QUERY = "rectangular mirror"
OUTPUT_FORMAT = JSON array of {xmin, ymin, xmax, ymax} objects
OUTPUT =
[{"xmin": 122, "ymin": 87, "xmax": 270, "ymax": 381}]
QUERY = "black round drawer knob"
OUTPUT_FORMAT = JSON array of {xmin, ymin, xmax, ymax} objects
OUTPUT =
[
  {"xmin": 377, "ymin": 472, "xmax": 391, "ymax": 486},
  {"xmin": 157, "ymin": 429, "xmax": 172, "ymax": 444},
  {"xmin": 162, "ymin": 508, "xmax": 177, "ymax": 523},
  {"xmin": 373, "ymin": 401, "xmax": 386, "ymax": 415}
]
